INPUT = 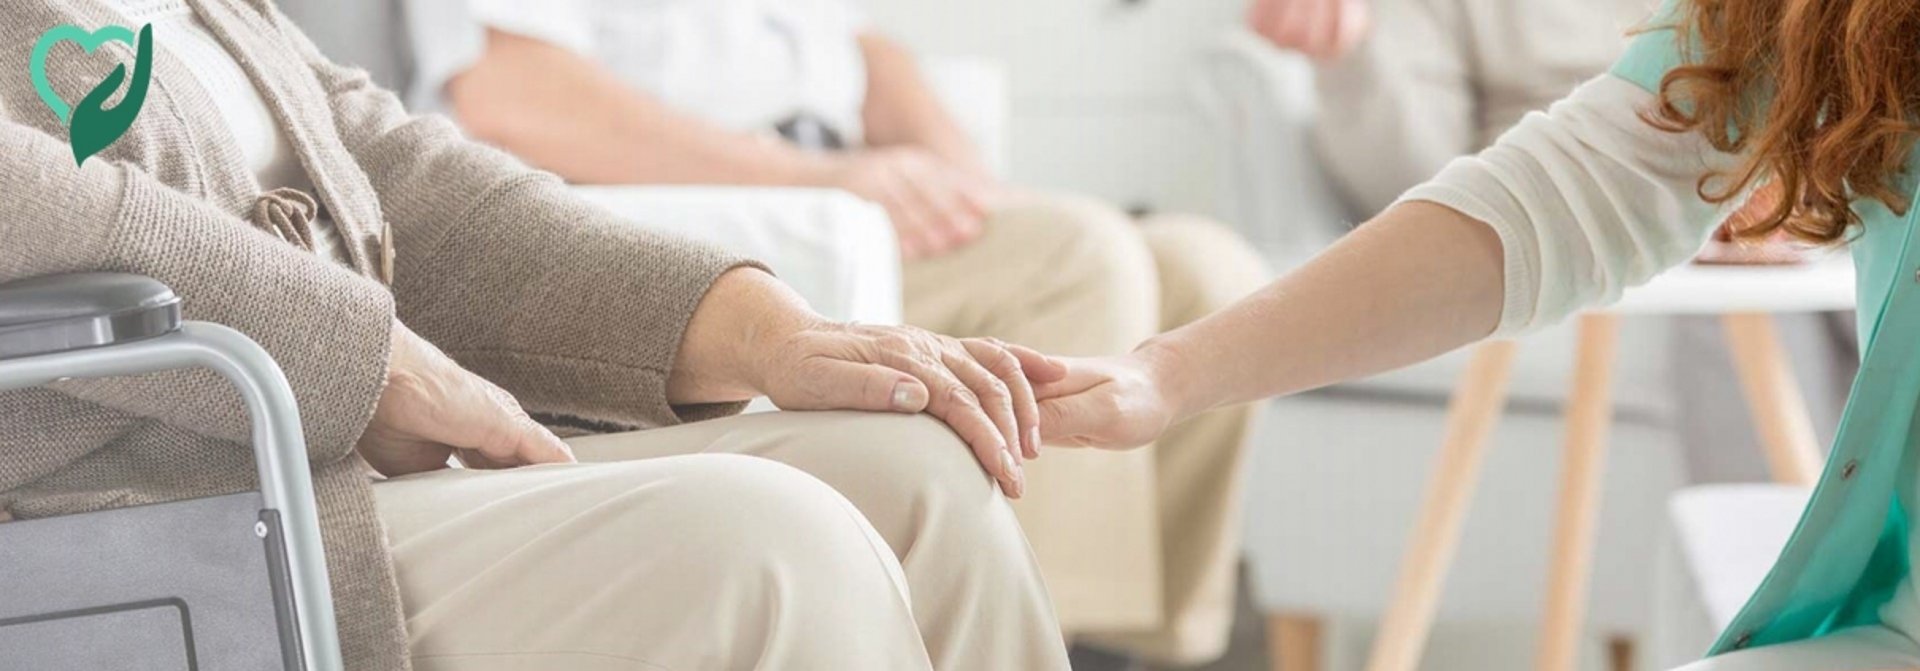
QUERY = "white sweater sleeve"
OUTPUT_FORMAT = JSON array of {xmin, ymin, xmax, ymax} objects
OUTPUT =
[{"xmin": 1398, "ymin": 74, "xmax": 1746, "ymax": 337}]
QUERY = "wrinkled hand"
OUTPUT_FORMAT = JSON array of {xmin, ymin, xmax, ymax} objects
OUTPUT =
[
  {"xmin": 1247, "ymin": 0, "xmax": 1370, "ymax": 60},
  {"xmin": 823, "ymin": 147, "xmax": 997, "ymax": 260},
  {"xmin": 356, "ymin": 321, "xmax": 576, "ymax": 477},
  {"xmin": 754, "ymin": 320, "xmax": 1066, "ymax": 497},
  {"xmin": 1034, "ymin": 354, "xmax": 1178, "ymax": 451}
]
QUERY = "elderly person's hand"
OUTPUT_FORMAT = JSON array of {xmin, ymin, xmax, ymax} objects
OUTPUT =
[
  {"xmin": 356, "ymin": 321, "xmax": 577, "ymax": 477},
  {"xmin": 758, "ymin": 322, "xmax": 1065, "ymax": 497},
  {"xmin": 672, "ymin": 269, "xmax": 1065, "ymax": 498},
  {"xmin": 822, "ymin": 147, "xmax": 997, "ymax": 261},
  {"xmin": 1247, "ymin": 0, "xmax": 1370, "ymax": 60}
]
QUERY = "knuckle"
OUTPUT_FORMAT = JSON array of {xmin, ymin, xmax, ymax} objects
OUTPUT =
[
  {"xmin": 987, "ymin": 348, "xmax": 1022, "ymax": 377},
  {"xmin": 943, "ymin": 383, "xmax": 980, "ymax": 409},
  {"xmin": 982, "ymin": 378, "xmax": 1012, "ymax": 404},
  {"xmin": 877, "ymin": 332, "xmax": 915, "ymax": 352},
  {"xmin": 865, "ymin": 374, "xmax": 897, "ymax": 402}
]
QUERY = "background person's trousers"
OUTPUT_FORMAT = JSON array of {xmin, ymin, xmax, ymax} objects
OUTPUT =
[
  {"xmin": 373, "ymin": 411, "xmax": 1071, "ymax": 671},
  {"xmin": 903, "ymin": 192, "xmax": 1271, "ymax": 664}
]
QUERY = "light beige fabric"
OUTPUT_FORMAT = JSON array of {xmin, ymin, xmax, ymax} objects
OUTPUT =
[
  {"xmin": 902, "ymin": 194, "xmax": 1269, "ymax": 664},
  {"xmin": 377, "ymin": 411, "xmax": 1070, "ymax": 671},
  {"xmin": 1312, "ymin": 0, "xmax": 1657, "ymax": 217},
  {"xmin": 0, "ymin": 1, "xmax": 754, "ymax": 667}
]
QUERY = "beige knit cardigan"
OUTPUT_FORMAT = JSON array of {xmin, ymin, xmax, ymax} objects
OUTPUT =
[{"xmin": 0, "ymin": 1, "xmax": 755, "ymax": 667}]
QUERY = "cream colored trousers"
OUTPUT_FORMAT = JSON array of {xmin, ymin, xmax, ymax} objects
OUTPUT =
[
  {"xmin": 903, "ymin": 192, "xmax": 1271, "ymax": 664},
  {"xmin": 373, "ymin": 411, "xmax": 1070, "ymax": 671}
]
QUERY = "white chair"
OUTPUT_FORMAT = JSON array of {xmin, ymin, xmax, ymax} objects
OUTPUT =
[
  {"xmin": 569, "ymin": 58, "xmax": 1012, "ymax": 326},
  {"xmin": 570, "ymin": 186, "xmax": 902, "ymax": 325},
  {"xmin": 1197, "ymin": 31, "xmax": 1691, "ymax": 671},
  {"xmin": 1651, "ymin": 485, "xmax": 1807, "ymax": 669}
]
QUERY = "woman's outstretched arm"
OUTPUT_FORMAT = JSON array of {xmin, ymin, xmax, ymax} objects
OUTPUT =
[
  {"xmin": 1153, "ymin": 200, "xmax": 1504, "ymax": 412},
  {"xmin": 1035, "ymin": 200, "xmax": 1503, "ymax": 447},
  {"xmin": 1038, "ymin": 74, "xmax": 1741, "ymax": 448}
]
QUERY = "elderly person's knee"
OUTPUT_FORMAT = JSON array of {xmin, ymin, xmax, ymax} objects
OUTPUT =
[
  {"xmin": 592, "ymin": 455, "xmax": 907, "ymax": 593},
  {"xmin": 809, "ymin": 413, "xmax": 1030, "ymax": 549}
]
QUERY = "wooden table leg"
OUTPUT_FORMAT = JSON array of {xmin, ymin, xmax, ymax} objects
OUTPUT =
[
  {"xmin": 1537, "ymin": 314, "xmax": 1622, "ymax": 671},
  {"xmin": 1365, "ymin": 341, "xmax": 1519, "ymax": 671},
  {"xmin": 1721, "ymin": 312, "xmax": 1825, "ymax": 486},
  {"xmin": 1269, "ymin": 613, "xmax": 1325, "ymax": 671}
]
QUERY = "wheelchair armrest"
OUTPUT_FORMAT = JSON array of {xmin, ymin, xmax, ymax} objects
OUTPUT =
[
  {"xmin": 0, "ymin": 271, "xmax": 342, "ymax": 670},
  {"xmin": 0, "ymin": 273, "xmax": 182, "ymax": 361}
]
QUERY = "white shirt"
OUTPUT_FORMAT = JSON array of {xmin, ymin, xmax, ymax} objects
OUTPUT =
[
  {"xmin": 1399, "ymin": 73, "xmax": 1748, "ymax": 337},
  {"xmin": 424, "ymin": 0, "xmax": 872, "ymax": 143},
  {"xmin": 112, "ymin": 0, "xmax": 348, "ymax": 265}
]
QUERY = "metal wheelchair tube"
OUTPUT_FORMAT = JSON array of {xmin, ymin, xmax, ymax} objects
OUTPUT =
[{"xmin": 0, "ymin": 322, "xmax": 343, "ymax": 671}]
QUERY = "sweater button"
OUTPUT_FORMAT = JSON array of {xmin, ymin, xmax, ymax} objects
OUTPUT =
[{"xmin": 1842, "ymin": 459, "xmax": 1860, "ymax": 480}]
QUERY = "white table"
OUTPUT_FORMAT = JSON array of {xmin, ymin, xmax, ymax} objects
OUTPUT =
[{"xmin": 1364, "ymin": 258, "xmax": 1856, "ymax": 671}]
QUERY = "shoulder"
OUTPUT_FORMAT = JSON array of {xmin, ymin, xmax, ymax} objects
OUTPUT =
[{"xmin": 1610, "ymin": 0, "xmax": 1698, "ymax": 94}]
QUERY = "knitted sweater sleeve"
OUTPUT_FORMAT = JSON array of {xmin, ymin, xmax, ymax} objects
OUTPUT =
[
  {"xmin": 1396, "ymin": 74, "xmax": 1744, "ymax": 336},
  {"xmin": 0, "ymin": 114, "xmax": 393, "ymax": 461},
  {"xmin": 263, "ymin": 5, "xmax": 763, "ymax": 430}
]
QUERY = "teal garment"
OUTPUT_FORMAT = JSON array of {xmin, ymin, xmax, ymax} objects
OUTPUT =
[{"xmin": 1611, "ymin": 1, "xmax": 1920, "ymax": 658}]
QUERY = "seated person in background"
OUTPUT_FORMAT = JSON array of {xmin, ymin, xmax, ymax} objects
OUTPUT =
[
  {"xmin": 1248, "ymin": 0, "xmax": 1653, "ymax": 217},
  {"xmin": 4, "ymin": 0, "xmax": 1077, "ymax": 667},
  {"xmin": 427, "ymin": 0, "xmax": 1270, "ymax": 663}
]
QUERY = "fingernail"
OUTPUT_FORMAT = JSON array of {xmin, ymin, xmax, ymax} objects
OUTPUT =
[
  {"xmin": 1027, "ymin": 426, "xmax": 1041, "ymax": 453},
  {"xmin": 998, "ymin": 449, "xmax": 1024, "ymax": 496},
  {"xmin": 891, "ymin": 382, "xmax": 915, "ymax": 411}
]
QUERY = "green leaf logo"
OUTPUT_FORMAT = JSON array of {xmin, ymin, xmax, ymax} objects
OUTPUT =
[{"xmin": 29, "ymin": 23, "xmax": 154, "ymax": 166}]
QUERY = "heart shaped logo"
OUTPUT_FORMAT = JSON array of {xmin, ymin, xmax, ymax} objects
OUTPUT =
[{"xmin": 28, "ymin": 23, "xmax": 154, "ymax": 165}]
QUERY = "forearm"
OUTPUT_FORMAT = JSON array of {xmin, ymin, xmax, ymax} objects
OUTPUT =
[
  {"xmin": 0, "ymin": 116, "xmax": 395, "ymax": 453},
  {"xmin": 667, "ymin": 268, "xmax": 821, "ymax": 405},
  {"xmin": 857, "ymin": 32, "xmax": 988, "ymax": 177},
  {"xmin": 448, "ymin": 30, "xmax": 833, "ymax": 186},
  {"xmin": 1143, "ymin": 201, "xmax": 1505, "ymax": 420},
  {"xmin": 1146, "ymin": 75, "xmax": 1744, "ymax": 420}
]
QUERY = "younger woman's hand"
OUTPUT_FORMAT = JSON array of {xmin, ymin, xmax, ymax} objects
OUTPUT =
[
  {"xmin": 1033, "ymin": 353, "xmax": 1181, "ymax": 451},
  {"xmin": 753, "ymin": 321, "xmax": 1066, "ymax": 498},
  {"xmin": 356, "ymin": 321, "xmax": 576, "ymax": 477}
]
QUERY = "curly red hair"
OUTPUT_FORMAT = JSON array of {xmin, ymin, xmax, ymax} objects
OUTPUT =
[{"xmin": 1645, "ymin": 0, "xmax": 1920, "ymax": 243}]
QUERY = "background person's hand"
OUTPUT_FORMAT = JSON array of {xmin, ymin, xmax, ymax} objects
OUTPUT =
[
  {"xmin": 752, "ymin": 320, "xmax": 1066, "ymax": 497},
  {"xmin": 356, "ymin": 321, "xmax": 577, "ymax": 477},
  {"xmin": 1033, "ymin": 354, "xmax": 1180, "ymax": 451},
  {"xmin": 823, "ymin": 147, "xmax": 997, "ymax": 260},
  {"xmin": 1247, "ymin": 0, "xmax": 1370, "ymax": 61}
]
